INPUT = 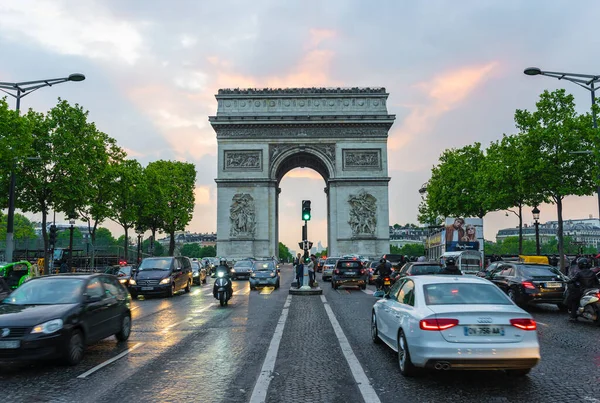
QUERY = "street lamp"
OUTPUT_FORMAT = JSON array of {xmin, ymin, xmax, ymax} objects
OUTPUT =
[
  {"xmin": 524, "ymin": 67, "xmax": 600, "ymax": 221},
  {"xmin": 532, "ymin": 206, "xmax": 541, "ymax": 255},
  {"xmin": 136, "ymin": 230, "xmax": 143, "ymax": 264},
  {"xmin": 68, "ymin": 215, "xmax": 76, "ymax": 271},
  {"xmin": 2, "ymin": 73, "xmax": 85, "ymax": 263}
]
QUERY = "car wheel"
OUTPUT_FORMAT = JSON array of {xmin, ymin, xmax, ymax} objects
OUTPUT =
[
  {"xmin": 168, "ymin": 283, "xmax": 175, "ymax": 297},
  {"xmin": 63, "ymin": 329, "xmax": 84, "ymax": 366},
  {"xmin": 397, "ymin": 330, "xmax": 418, "ymax": 377},
  {"xmin": 185, "ymin": 280, "xmax": 191, "ymax": 293},
  {"xmin": 275, "ymin": 280, "xmax": 280, "ymax": 289},
  {"xmin": 506, "ymin": 368, "xmax": 531, "ymax": 377},
  {"xmin": 115, "ymin": 314, "xmax": 131, "ymax": 342},
  {"xmin": 507, "ymin": 288, "xmax": 520, "ymax": 305},
  {"xmin": 371, "ymin": 312, "xmax": 381, "ymax": 344}
]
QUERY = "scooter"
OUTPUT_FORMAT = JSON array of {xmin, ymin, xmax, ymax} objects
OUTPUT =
[
  {"xmin": 566, "ymin": 287, "xmax": 600, "ymax": 325},
  {"xmin": 214, "ymin": 271, "xmax": 232, "ymax": 307}
]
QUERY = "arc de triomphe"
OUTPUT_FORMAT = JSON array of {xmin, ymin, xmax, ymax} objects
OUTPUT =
[{"xmin": 209, "ymin": 87, "xmax": 395, "ymax": 259}]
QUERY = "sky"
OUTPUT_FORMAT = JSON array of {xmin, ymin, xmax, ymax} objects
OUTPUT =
[{"xmin": 2, "ymin": 0, "xmax": 600, "ymax": 252}]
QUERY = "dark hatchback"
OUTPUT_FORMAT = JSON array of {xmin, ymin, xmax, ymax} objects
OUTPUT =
[
  {"xmin": 393, "ymin": 261, "xmax": 444, "ymax": 281},
  {"xmin": 332, "ymin": 259, "xmax": 368, "ymax": 290},
  {"xmin": 0, "ymin": 274, "xmax": 131, "ymax": 365},
  {"xmin": 480, "ymin": 263, "xmax": 568, "ymax": 308},
  {"xmin": 104, "ymin": 265, "xmax": 134, "ymax": 288}
]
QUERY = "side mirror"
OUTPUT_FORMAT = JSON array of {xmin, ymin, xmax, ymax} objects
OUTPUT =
[
  {"xmin": 476, "ymin": 271, "xmax": 486, "ymax": 278},
  {"xmin": 373, "ymin": 290, "xmax": 385, "ymax": 298}
]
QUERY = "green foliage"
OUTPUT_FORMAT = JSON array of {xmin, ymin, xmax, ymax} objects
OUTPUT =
[
  {"xmin": 94, "ymin": 227, "xmax": 116, "ymax": 247},
  {"xmin": 391, "ymin": 243, "xmax": 426, "ymax": 257},
  {"xmin": 278, "ymin": 242, "xmax": 293, "ymax": 262},
  {"xmin": 0, "ymin": 213, "xmax": 36, "ymax": 241},
  {"xmin": 485, "ymin": 236, "xmax": 596, "ymax": 256},
  {"xmin": 315, "ymin": 248, "xmax": 328, "ymax": 258},
  {"xmin": 199, "ymin": 245, "xmax": 216, "ymax": 258},
  {"xmin": 180, "ymin": 243, "xmax": 202, "ymax": 258},
  {"xmin": 55, "ymin": 227, "xmax": 83, "ymax": 248},
  {"xmin": 141, "ymin": 239, "xmax": 165, "ymax": 257}
]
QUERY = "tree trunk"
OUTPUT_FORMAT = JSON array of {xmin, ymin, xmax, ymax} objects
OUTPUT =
[
  {"xmin": 151, "ymin": 228, "xmax": 157, "ymax": 256},
  {"xmin": 556, "ymin": 197, "xmax": 565, "ymax": 273},
  {"xmin": 123, "ymin": 226, "xmax": 129, "ymax": 262},
  {"xmin": 41, "ymin": 210, "xmax": 48, "ymax": 274},
  {"xmin": 518, "ymin": 204, "xmax": 523, "ymax": 255},
  {"xmin": 169, "ymin": 230, "xmax": 175, "ymax": 256}
]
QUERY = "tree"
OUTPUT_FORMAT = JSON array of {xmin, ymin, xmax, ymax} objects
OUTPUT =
[
  {"xmin": 109, "ymin": 159, "xmax": 144, "ymax": 260},
  {"xmin": 138, "ymin": 163, "xmax": 166, "ymax": 256},
  {"xmin": 199, "ymin": 246, "xmax": 216, "ymax": 258},
  {"xmin": 400, "ymin": 243, "xmax": 426, "ymax": 257},
  {"xmin": 484, "ymin": 135, "xmax": 545, "ymax": 254},
  {"xmin": 515, "ymin": 90, "xmax": 595, "ymax": 272},
  {"xmin": 0, "ymin": 212, "xmax": 36, "ymax": 241},
  {"xmin": 180, "ymin": 243, "xmax": 202, "ymax": 258},
  {"xmin": 142, "ymin": 238, "xmax": 165, "ymax": 256},
  {"xmin": 151, "ymin": 161, "xmax": 196, "ymax": 255},
  {"xmin": 278, "ymin": 242, "xmax": 293, "ymax": 263},
  {"xmin": 56, "ymin": 227, "xmax": 82, "ymax": 249}
]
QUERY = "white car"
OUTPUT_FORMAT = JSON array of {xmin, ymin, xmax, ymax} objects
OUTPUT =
[
  {"xmin": 371, "ymin": 275, "xmax": 540, "ymax": 377},
  {"xmin": 322, "ymin": 257, "xmax": 340, "ymax": 281}
]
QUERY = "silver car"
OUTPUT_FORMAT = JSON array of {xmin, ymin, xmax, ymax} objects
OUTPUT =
[
  {"xmin": 321, "ymin": 257, "xmax": 340, "ymax": 281},
  {"xmin": 371, "ymin": 275, "xmax": 540, "ymax": 377}
]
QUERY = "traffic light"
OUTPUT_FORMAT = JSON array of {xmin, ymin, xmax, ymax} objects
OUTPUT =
[
  {"xmin": 302, "ymin": 200, "xmax": 311, "ymax": 221},
  {"xmin": 49, "ymin": 225, "xmax": 57, "ymax": 247}
]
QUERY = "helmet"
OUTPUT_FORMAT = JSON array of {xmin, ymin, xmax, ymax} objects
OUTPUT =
[
  {"xmin": 578, "ymin": 258, "xmax": 591, "ymax": 269},
  {"xmin": 219, "ymin": 258, "xmax": 227, "ymax": 265},
  {"xmin": 445, "ymin": 257, "xmax": 456, "ymax": 266},
  {"xmin": 380, "ymin": 258, "xmax": 386, "ymax": 264}
]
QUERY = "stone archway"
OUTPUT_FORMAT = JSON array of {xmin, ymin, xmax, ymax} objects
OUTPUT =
[{"xmin": 210, "ymin": 87, "xmax": 395, "ymax": 259}]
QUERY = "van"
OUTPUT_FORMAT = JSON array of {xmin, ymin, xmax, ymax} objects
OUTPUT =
[
  {"xmin": 440, "ymin": 251, "xmax": 482, "ymax": 275},
  {"xmin": 129, "ymin": 256, "xmax": 193, "ymax": 298}
]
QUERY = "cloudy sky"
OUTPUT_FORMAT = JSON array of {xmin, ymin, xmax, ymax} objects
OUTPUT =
[{"xmin": 2, "ymin": 0, "xmax": 600, "ymax": 252}]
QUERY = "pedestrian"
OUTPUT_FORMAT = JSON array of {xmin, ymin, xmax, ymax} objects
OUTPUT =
[
  {"xmin": 295, "ymin": 258, "xmax": 304, "ymax": 289},
  {"xmin": 308, "ymin": 254, "xmax": 317, "ymax": 287}
]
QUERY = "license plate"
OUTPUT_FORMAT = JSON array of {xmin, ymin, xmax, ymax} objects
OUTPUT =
[
  {"xmin": 346, "ymin": 271, "xmax": 355, "ymax": 275},
  {"xmin": 545, "ymin": 282, "xmax": 562, "ymax": 288},
  {"xmin": 141, "ymin": 287, "xmax": 154, "ymax": 291},
  {"xmin": 0, "ymin": 340, "xmax": 20, "ymax": 349},
  {"xmin": 384, "ymin": 280, "xmax": 391, "ymax": 285},
  {"xmin": 464, "ymin": 326, "xmax": 505, "ymax": 336}
]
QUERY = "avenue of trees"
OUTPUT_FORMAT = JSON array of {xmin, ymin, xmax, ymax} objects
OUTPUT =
[
  {"xmin": 0, "ymin": 98, "xmax": 197, "ymax": 270},
  {"xmin": 419, "ymin": 90, "xmax": 598, "ymax": 271}
]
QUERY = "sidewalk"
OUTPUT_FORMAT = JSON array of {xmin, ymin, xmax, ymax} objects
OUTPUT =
[{"xmin": 265, "ymin": 294, "xmax": 363, "ymax": 403}]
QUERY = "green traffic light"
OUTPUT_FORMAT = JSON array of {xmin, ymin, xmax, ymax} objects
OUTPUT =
[{"xmin": 303, "ymin": 213, "xmax": 310, "ymax": 220}]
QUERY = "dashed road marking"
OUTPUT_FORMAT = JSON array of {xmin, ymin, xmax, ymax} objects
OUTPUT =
[
  {"xmin": 259, "ymin": 287, "xmax": 275, "ymax": 295},
  {"xmin": 77, "ymin": 342, "xmax": 144, "ymax": 379},
  {"xmin": 537, "ymin": 321, "xmax": 549, "ymax": 327},
  {"xmin": 361, "ymin": 289, "xmax": 374, "ymax": 295},
  {"xmin": 320, "ymin": 294, "xmax": 381, "ymax": 403},
  {"xmin": 163, "ymin": 317, "xmax": 193, "ymax": 332},
  {"xmin": 249, "ymin": 295, "xmax": 292, "ymax": 403}
]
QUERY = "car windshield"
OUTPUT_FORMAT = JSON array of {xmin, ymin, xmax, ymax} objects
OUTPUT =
[
  {"xmin": 383, "ymin": 254, "xmax": 403, "ymax": 262},
  {"xmin": 410, "ymin": 265, "xmax": 443, "ymax": 275},
  {"xmin": 235, "ymin": 261, "xmax": 253, "ymax": 267},
  {"xmin": 138, "ymin": 258, "xmax": 171, "ymax": 270},
  {"xmin": 338, "ymin": 261, "xmax": 361, "ymax": 268},
  {"xmin": 191, "ymin": 262, "xmax": 201, "ymax": 270},
  {"xmin": 3, "ymin": 278, "xmax": 85, "ymax": 305},
  {"xmin": 424, "ymin": 283, "xmax": 512, "ymax": 305},
  {"xmin": 326, "ymin": 258, "xmax": 338, "ymax": 264},
  {"xmin": 254, "ymin": 262, "xmax": 275, "ymax": 271},
  {"xmin": 118, "ymin": 266, "xmax": 132, "ymax": 276}
]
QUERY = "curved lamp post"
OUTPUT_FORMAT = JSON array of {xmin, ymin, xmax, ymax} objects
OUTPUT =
[
  {"xmin": 1, "ymin": 73, "xmax": 85, "ymax": 263},
  {"xmin": 525, "ymin": 67, "xmax": 600, "ymax": 226}
]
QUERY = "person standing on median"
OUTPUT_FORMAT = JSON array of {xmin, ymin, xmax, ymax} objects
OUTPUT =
[
  {"xmin": 308, "ymin": 254, "xmax": 316, "ymax": 287},
  {"xmin": 295, "ymin": 257, "xmax": 304, "ymax": 289}
]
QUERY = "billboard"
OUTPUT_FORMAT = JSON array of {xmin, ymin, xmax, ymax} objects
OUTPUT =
[{"xmin": 443, "ymin": 217, "xmax": 483, "ymax": 253}]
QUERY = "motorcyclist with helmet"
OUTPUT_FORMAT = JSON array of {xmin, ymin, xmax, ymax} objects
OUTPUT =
[
  {"xmin": 374, "ymin": 258, "xmax": 393, "ymax": 290},
  {"xmin": 566, "ymin": 257, "xmax": 600, "ymax": 321},
  {"xmin": 439, "ymin": 257, "xmax": 462, "ymax": 275},
  {"xmin": 213, "ymin": 258, "xmax": 233, "ymax": 299}
]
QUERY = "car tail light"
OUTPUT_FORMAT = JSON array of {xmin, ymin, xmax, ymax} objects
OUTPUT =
[
  {"xmin": 510, "ymin": 318, "xmax": 536, "ymax": 330},
  {"xmin": 420, "ymin": 318, "xmax": 459, "ymax": 331},
  {"xmin": 383, "ymin": 276, "xmax": 391, "ymax": 281},
  {"xmin": 334, "ymin": 269, "xmax": 340, "ymax": 274},
  {"xmin": 360, "ymin": 269, "xmax": 365, "ymax": 275},
  {"xmin": 522, "ymin": 281, "xmax": 536, "ymax": 290}
]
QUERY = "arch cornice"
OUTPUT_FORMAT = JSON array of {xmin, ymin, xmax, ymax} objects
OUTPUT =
[{"xmin": 269, "ymin": 144, "xmax": 335, "ymax": 183}]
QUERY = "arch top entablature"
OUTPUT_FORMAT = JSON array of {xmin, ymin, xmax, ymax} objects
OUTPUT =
[{"xmin": 269, "ymin": 144, "xmax": 336, "ymax": 184}]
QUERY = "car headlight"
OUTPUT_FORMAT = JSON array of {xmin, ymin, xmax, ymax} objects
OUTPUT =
[
  {"xmin": 270, "ymin": 272, "xmax": 276, "ymax": 277},
  {"xmin": 119, "ymin": 278, "xmax": 128, "ymax": 284},
  {"xmin": 231, "ymin": 269, "xmax": 236, "ymax": 273},
  {"xmin": 217, "ymin": 272, "xmax": 225, "ymax": 278},
  {"xmin": 31, "ymin": 319, "xmax": 63, "ymax": 335},
  {"xmin": 251, "ymin": 273, "xmax": 256, "ymax": 277},
  {"xmin": 193, "ymin": 271, "xmax": 199, "ymax": 277},
  {"xmin": 129, "ymin": 279, "xmax": 136, "ymax": 285},
  {"xmin": 159, "ymin": 278, "xmax": 171, "ymax": 285}
]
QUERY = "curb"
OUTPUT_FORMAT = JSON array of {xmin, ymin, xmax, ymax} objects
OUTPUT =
[{"xmin": 289, "ymin": 287, "xmax": 323, "ymax": 295}]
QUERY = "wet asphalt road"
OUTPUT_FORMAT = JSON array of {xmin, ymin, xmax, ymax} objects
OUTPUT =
[{"xmin": 1, "ymin": 265, "xmax": 600, "ymax": 403}]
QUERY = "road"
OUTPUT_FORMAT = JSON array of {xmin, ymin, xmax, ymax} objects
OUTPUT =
[{"xmin": 1, "ymin": 265, "xmax": 600, "ymax": 403}]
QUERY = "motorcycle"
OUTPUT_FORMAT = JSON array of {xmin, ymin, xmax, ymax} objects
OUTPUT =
[
  {"xmin": 214, "ymin": 271, "xmax": 232, "ymax": 307},
  {"xmin": 565, "ymin": 287, "xmax": 600, "ymax": 325}
]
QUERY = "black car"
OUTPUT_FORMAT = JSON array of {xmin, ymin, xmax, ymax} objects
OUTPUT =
[
  {"xmin": 332, "ymin": 259, "xmax": 367, "ymax": 290},
  {"xmin": 129, "ymin": 256, "xmax": 193, "ymax": 298},
  {"xmin": 104, "ymin": 265, "xmax": 134, "ymax": 288},
  {"xmin": 481, "ymin": 263, "xmax": 568, "ymax": 308},
  {"xmin": 0, "ymin": 274, "xmax": 131, "ymax": 365},
  {"xmin": 393, "ymin": 261, "xmax": 444, "ymax": 281},
  {"xmin": 231, "ymin": 260, "xmax": 253, "ymax": 280}
]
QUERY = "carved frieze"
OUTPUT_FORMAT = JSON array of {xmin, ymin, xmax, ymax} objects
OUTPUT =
[
  {"xmin": 230, "ymin": 193, "xmax": 256, "ymax": 237},
  {"xmin": 343, "ymin": 149, "xmax": 381, "ymax": 170},
  {"xmin": 217, "ymin": 126, "xmax": 388, "ymax": 139},
  {"xmin": 224, "ymin": 150, "xmax": 262, "ymax": 171},
  {"xmin": 348, "ymin": 190, "xmax": 377, "ymax": 236}
]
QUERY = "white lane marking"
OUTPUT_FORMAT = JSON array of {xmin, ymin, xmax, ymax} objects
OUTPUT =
[
  {"xmin": 163, "ymin": 317, "xmax": 193, "ymax": 332},
  {"xmin": 321, "ymin": 295, "xmax": 381, "ymax": 403},
  {"xmin": 77, "ymin": 342, "xmax": 144, "ymax": 379},
  {"xmin": 537, "ymin": 321, "xmax": 548, "ymax": 327},
  {"xmin": 249, "ymin": 295, "xmax": 292, "ymax": 403},
  {"xmin": 361, "ymin": 289, "xmax": 374, "ymax": 295}
]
